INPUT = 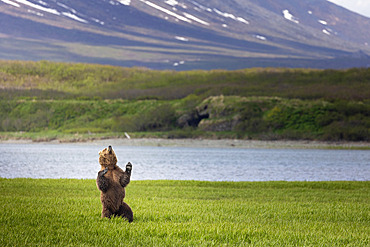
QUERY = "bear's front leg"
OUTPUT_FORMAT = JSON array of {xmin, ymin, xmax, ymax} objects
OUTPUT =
[
  {"xmin": 120, "ymin": 162, "xmax": 132, "ymax": 187},
  {"xmin": 96, "ymin": 167, "xmax": 109, "ymax": 192}
]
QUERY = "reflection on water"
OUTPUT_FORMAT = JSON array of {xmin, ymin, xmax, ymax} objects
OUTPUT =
[{"xmin": 0, "ymin": 143, "xmax": 369, "ymax": 181}]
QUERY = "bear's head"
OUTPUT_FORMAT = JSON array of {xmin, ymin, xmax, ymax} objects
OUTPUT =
[{"xmin": 99, "ymin": 145, "xmax": 117, "ymax": 170}]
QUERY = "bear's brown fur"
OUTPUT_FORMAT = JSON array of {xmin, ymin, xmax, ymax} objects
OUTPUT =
[{"xmin": 96, "ymin": 145, "xmax": 133, "ymax": 222}]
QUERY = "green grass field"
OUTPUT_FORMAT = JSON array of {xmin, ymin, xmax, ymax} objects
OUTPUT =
[{"xmin": 0, "ymin": 179, "xmax": 368, "ymax": 246}]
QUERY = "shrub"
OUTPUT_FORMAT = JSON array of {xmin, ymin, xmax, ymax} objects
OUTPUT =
[
  {"xmin": 112, "ymin": 116, "xmax": 136, "ymax": 132},
  {"xmin": 134, "ymin": 104, "xmax": 177, "ymax": 131},
  {"xmin": 322, "ymin": 121, "xmax": 369, "ymax": 141}
]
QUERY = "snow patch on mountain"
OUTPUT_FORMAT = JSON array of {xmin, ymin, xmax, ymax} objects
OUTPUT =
[
  {"xmin": 191, "ymin": 0, "xmax": 212, "ymax": 12},
  {"xmin": 254, "ymin": 35, "xmax": 267, "ymax": 41},
  {"xmin": 92, "ymin": 17, "xmax": 105, "ymax": 25},
  {"xmin": 1, "ymin": 0, "xmax": 20, "ymax": 7},
  {"xmin": 175, "ymin": 36, "xmax": 189, "ymax": 41},
  {"xmin": 322, "ymin": 29, "xmax": 331, "ymax": 35},
  {"xmin": 57, "ymin": 2, "xmax": 77, "ymax": 14},
  {"xmin": 117, "ymin": 0, "xmax": 130, "ymax": 5},
  {"xmin": 213, "ymin": 8, "xmax": 249, "ymax": 24},
  {"xmin": 2, "ymin": 0, "xmax": 93, "ymax": 24},
  {"xmin": 213, "ymin": 8, "xmax": 235, "ymax": 19},
  {"xmin": 14, "ymin": 0, "xmax": 60, "ymax": 15},
  {"xmin": 173, "ymin": 60, "xmax": 185, "ymax": 66},
  {"xmin": 37, "ymin": 0, "xmax": 47, "ymax": 6},
  {"xmin": 165, "ymin": 0, "xmax": 177, "ymax": 6},
  {"xmin": 62, "ymin": 12, "xmax": 88, "ymax": 23},
  {"xmin": 164, "ymin": 0, "xmax": 187, "ymax": 9},
  {"xmin": 183, "ymin": 12, "xmax": 209, "ymax": 25},
  {"xmin": 282, "ymin": 9, "xmax": 299, "ymax": 24},
  {"xmin": 141, "ymin": 0, "xmax": 191, "ymax": 23},
  {"xmin": 28, "ymin": 9, "xmax": 43, "ymax": 16},
  {"xmin": 236, "ymin": 17, "xmax": 249, "ymax": 24}
]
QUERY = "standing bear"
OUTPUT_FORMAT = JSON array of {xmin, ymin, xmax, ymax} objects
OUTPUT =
[{"xmin": 96, "ymin": 145, "xmax": 133, "ymax": 222}]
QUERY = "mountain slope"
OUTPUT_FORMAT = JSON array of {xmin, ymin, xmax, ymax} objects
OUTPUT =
[{"xmin": 0, "ymin": 0, "xmax": 369, "ymax": 70}]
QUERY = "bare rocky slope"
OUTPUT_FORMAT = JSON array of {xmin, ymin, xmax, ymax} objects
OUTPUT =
[{"xmin": 0, "ymin": 0, "xmax": 369, "ymax": 69}]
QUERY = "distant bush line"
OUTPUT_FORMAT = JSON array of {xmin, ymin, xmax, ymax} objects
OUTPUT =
[
  {"xmin": 0, "ymin": 60, "xmax": 369, "ymax": 141},
  {"xmin": 0, "ymin": 96, "xmax": 368, "ymax": 141}
]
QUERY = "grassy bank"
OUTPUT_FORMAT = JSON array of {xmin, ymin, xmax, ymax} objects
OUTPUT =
[
  {"xmin": 0, "ymin": 96, "xmax": 369, "ymax": 141},
  {"xmin": 0, "ymin": 179, "xmax": 369, "ymax": 246},
  {"xmin": 0, "ymin": 61, "xmax": 369, "ymax": 141}
]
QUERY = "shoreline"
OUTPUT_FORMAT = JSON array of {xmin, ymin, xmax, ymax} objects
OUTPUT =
[{"xmin": 1, "ymin": 137, "xmax": 369, "ymax": 149}]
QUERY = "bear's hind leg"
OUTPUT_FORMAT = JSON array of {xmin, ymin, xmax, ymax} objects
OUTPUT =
[
  {"xmin": 101, "ymin": 208, "xmax": 113, "ymax": 219},
  {"xmin": 118, "ymin": 202, "xmax": 133, "ymax": 223}
]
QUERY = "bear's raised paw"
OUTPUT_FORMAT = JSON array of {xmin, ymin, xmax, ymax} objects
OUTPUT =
[{"xmin": 126, "ymin": 162, "xmax": 132, "ymax": 174}]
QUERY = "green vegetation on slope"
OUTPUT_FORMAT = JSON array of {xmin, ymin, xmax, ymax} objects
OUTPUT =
[
  {"xmin": 0, "ymin": 60, "xmax": 369, "ymax": 141},
  {"xmin": 0, "ymin": 179, "xmax": 369, "ymax": 246},
  {"xmin": 1, "ymin": 60, "xmax": 369, "ymax": 100},
  {"xmin": 0, "ymin": 96, "xmax": 368, "ymax": 141}
]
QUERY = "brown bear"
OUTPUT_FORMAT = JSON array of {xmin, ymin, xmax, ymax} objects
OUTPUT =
[{"xmin": 96, "ymin": 145, "xmax": 133, "ymax": 222}]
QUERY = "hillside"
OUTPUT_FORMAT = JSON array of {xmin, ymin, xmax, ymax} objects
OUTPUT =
[
  {"xmin": 0, "ymin": 61, "xmax": 369, "ymax": 141},
  {"xmin": 0, "ymin": 0, "xmax": 369, "ymax": 70},
  {"xmin": 0, "ymin": 60, "xmax": 369, "ymax": 100}
]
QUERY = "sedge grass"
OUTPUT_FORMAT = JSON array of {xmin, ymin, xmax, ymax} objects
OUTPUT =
[{"xmin": 0, "ymin": 179, "xmax": 369, "ymax": 246}]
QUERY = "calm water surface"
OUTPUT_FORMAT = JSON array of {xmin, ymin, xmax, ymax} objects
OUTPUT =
[{"xmin": 0, "ymin": 143, "xmax": 369, "ymax": 181}]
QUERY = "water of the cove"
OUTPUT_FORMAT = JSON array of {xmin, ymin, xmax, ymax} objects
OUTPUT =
[{"xmin": 0, "ymin": 143, "xmax": 369, "ymax": 181}]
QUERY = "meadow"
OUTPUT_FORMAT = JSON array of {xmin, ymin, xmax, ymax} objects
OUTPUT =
[{"xmin": 0, "ymin": 179, "xmax": 369, "ymax": 246}]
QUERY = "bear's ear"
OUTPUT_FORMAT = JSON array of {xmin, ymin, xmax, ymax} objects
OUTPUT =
[{"xmin": 99, "ymin": 148, "xmax": 108, "ymax": 156}]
